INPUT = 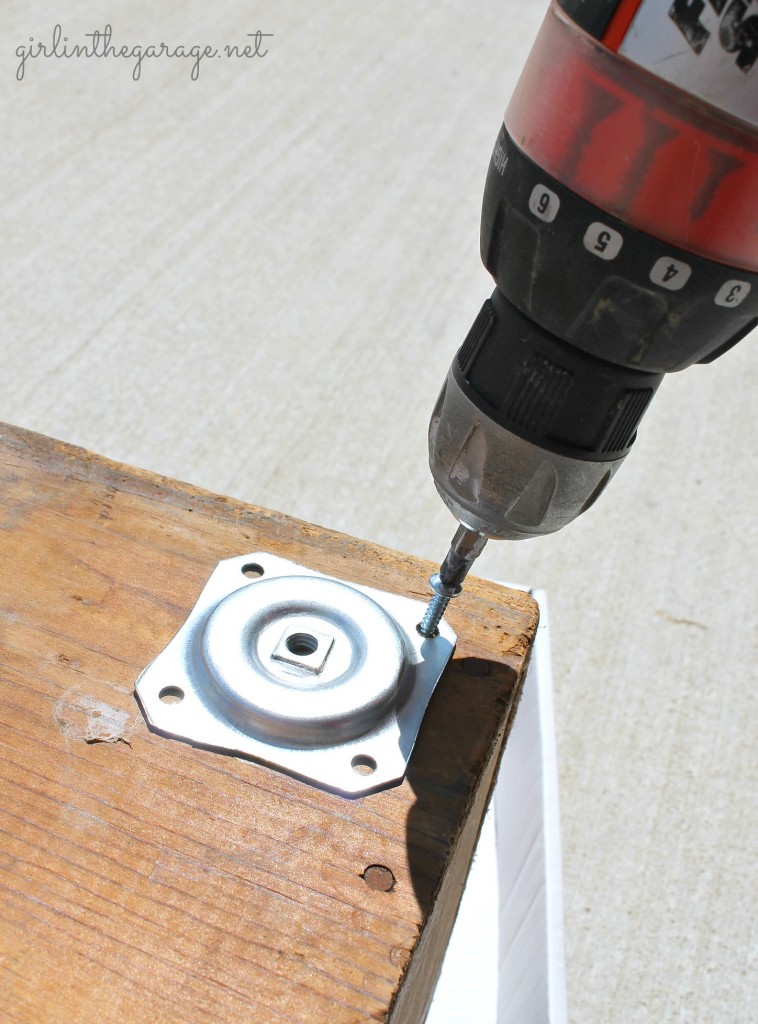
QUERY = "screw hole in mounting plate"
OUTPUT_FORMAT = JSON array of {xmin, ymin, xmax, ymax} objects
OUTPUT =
[
  {"xmin": 351, "ymin": 754, "xmax": 377, "ymax": 776},
  {"xmin": 242, "ymin": 563, "xmax": 264, "ymax": 579},
  {"xmin": 159, "ymin": 685, "xmax": 185, "ymax": 705},
  {"xmin": 286, "ymin": 632, "xmax": 319, "ymax": 657}
]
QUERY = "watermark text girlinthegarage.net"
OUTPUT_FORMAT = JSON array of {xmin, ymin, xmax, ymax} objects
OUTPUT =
[{"xmin": 16, "ymin": 25, "xmax": 272, "ymax": 81}]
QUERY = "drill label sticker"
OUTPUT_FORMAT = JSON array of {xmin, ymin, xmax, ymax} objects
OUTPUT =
[
  {"xmin": 492, "ymin": 138, "xmax": 508, "ymax": 176},
  {"xmin": 650, "ymin": 257, "xmax": 692, "ymax": 291},
  {"xmin": 714, "ymin": 280, "xmax": 752, "ymax": 307},
  {"xmin": 528, "ymin": 184, "xmax": 560, "ymax": 223},
  {"xmin": 583, "ymin": 222, "xmax": 624, "ymax": 261},
  {"xmin": 619, "ymin": 0, "xmax": 758, "ymax": 127}
]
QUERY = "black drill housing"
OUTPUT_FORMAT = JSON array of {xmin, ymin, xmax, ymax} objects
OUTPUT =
[{"xmin": 455, "ymin": 127, "xmax": 758, "ymax": 465}]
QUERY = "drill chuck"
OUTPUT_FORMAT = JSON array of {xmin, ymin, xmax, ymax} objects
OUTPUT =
[
  {"xmin": 429, "ymin": 365, "xmax": 617, "ymax": 540},
  {"xmin": 429, "ymin": 290, "xmax": 657, "ymax": 539}
]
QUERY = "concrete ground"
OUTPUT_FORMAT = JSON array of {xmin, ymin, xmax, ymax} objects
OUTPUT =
[{"xmin": 3, "ymin": 1, "xmax": 756, "ymax": 1020}]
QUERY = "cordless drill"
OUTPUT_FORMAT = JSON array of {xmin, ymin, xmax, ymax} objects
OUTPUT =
[{"xmin": 419, "ymin": 0, "xmax": 758, "ymax": 635}]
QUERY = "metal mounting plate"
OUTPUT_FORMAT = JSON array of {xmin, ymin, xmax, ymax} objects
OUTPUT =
[{"xmin": 135, "ymin": 553, "xmax": 456, "ymax": 796}]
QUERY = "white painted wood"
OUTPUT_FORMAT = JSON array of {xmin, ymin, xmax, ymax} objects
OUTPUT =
[{"xmin": 428, "ymin": 591, "xmax": 567, "ymax": 1024}]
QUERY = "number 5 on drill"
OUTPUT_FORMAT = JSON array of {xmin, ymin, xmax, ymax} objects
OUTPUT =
[{"xmin": 583, "ymin": 222, "xmax": 624, "ymax": 261}]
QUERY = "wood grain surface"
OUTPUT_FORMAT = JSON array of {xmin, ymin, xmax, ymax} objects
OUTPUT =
[{"xmin": 0, "ymin": 424, "xmax": 538, "ymax": 1024}]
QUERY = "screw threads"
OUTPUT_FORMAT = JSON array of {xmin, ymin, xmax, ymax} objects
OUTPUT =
[
  {"xmin": 417, "ymin": 594, "xmax": 450, "ymax": 638},
  {"xmin": 416, "ymin": 526, "xmax": 488, "ymax": 638}
]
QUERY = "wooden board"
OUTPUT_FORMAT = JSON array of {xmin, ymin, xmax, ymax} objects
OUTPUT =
[{"xmin": 0, "ymin": 424, "xmax": 539, "ymax": 1024}]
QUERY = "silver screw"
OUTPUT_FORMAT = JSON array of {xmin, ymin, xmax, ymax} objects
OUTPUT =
[
  {"xmin": 417, "ymin": 574, "xmax": 462, "ymax": 637},
  {"xmin": 417, "ymin": 594, "xmax": 448, "ymax": 638},
  {"xmin": 417, "ymin": 526, "xmax": 488, "ymax": 638}
]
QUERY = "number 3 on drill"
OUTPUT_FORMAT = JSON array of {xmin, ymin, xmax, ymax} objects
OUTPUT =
[
  {"xmin": 529, "ymin": 184, "xmax": 560, "ymax": 223},
  {"xmin": 715, "ymin": 280, "xmax": 752, "ymax": 306}
]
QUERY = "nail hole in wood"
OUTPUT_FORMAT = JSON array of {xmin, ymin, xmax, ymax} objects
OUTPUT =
[{"xmin": 362, "ymin": 865, "xmax": 395, "ymax": 892}]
